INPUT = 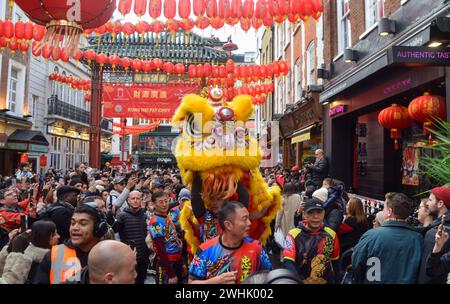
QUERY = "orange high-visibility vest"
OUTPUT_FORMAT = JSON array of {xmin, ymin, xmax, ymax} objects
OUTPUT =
[{"xmin": 49, "ymin": 244, "xmax": 82, "ymax": 284}]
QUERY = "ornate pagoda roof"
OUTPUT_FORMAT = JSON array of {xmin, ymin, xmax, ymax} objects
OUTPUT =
[{"xmin": 84, "ymin": 30, "xmax": 229, "ymax": 65}]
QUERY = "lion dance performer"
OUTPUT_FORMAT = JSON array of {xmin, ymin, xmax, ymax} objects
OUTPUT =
[{"xmin": 172, "ymin": 87, "xmax": 282, "ymax": 255}]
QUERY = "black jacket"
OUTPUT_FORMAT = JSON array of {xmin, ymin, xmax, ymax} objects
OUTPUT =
[
  {"xmin": 33, "ymin": 240, "xmax": 90, "ymax": 284},
  {"xmin": 115, "ymin": 207, "xmax": 150, "ymax": 262},
  {"xmin": 46, "ymin": 201, "xmax": 75, "ymax": 244},
  {"xmin": 418, "ymin": 210, "xmax": 450, "ymax": 284},
  {"xmin": 310, "ymin": 158, "xmax": 329, "ymax": 188},
  {"xmin": 338, "ymin": 217, "xmax": 368, "ymax": 253}
]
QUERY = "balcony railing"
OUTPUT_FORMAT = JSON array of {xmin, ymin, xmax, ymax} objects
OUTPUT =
[{"xmin": 47, "ymin": 95, "xmax": 112, "ymax": 131}]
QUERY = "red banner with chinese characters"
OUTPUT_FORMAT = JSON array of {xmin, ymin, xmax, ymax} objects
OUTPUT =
[{"xmin": 103, "ymin": 84, "xmax": 199, "ymax": 119}]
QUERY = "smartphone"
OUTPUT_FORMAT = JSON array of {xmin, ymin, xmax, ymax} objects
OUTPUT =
[
  {"xmin": 438, "ymin": 214, "xmax": 446, "ymax": 236},
  {"xmin": 20, "ymin": 215, "xmax": 27, "ymax": 233}
]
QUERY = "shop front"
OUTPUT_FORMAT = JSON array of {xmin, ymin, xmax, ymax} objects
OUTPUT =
[
  {"xmin": 322, "ymin": 64, "xmax": 448, "ymax": 200},
  {"xmin": 138, "ymin": 126, "xmax": 179, "ymax": 169},
  {"xmin": 278, "ymin": 95, "xmax": 323, "ymax": 170}
]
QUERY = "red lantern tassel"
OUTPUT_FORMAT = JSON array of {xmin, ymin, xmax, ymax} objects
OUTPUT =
[
  {"xmin": 394, "ymin": 139, "xmax": 398, "ymax": 150},
  {"xmin": 428, "ymin": 134, "xmax": 433, "ymax": 145}
]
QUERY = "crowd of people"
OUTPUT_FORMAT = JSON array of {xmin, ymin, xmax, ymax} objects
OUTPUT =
[{"xmin": 0, "ymin": 150, "xmax": 449, "ymax": 284}]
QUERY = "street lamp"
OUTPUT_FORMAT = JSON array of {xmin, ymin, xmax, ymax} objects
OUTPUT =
[{"xmin": 223, "ymin": 36, "xmax": 238, "ymax": 58}]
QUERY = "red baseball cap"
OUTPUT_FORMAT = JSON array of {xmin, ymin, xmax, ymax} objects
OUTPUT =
[{"xmin": 431, "ymin": 186, "xmax": 450, "ymax": 208}]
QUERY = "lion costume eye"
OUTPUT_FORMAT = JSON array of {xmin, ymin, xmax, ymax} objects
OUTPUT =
[{"xmin": 185, "ymin": 114, "xmax": 203, "ymax": 138}]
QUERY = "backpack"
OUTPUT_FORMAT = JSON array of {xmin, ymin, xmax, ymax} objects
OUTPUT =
[{"xmin": 37, "ymin": 204, "xmax": 66, "ymax": 221}]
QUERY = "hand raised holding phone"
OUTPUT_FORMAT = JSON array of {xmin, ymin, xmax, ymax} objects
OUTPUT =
[{"xmin": 433, "ymin": 215, "xmax": 448, "ymax": 253}]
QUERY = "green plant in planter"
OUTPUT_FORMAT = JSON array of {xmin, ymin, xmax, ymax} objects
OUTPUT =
[{"xmin": 419, "ymin": 119, "xmax": 450, "ymax": 187}]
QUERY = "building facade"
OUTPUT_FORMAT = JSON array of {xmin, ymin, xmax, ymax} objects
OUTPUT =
[{"xmin": 321, "ymin": 0, "xmax": 450, "ymax": 199}]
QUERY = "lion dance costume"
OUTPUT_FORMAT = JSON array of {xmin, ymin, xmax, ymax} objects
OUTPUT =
[{"xmin": 172, "ymin": 87, "xmax": 282, "ymax": 254}]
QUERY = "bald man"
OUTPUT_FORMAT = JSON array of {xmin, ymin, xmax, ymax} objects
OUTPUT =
[
  {"xmin": 88, "ymin": 240, "xmax": 137, "ymax": 284},
  {"xmin": 306, "ymin": 149, "xmax": 329, "ymax": 189}
]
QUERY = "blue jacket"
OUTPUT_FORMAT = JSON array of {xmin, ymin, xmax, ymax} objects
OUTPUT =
[{"xmin": 351, "ymin": 220, "xmax": 423, "ymax": 284}]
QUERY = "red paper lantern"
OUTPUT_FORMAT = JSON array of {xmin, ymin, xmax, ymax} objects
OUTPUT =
[
  {"xmin": 226, "ymin": 59, "xmax": 235, "ymax": 74},
  {"xmin": 240, "ymin": 17, "xmax": 251, "ymax": 31},
  {"xmin": 107, "ymin": 54, "xmax": 119, "ymax": 68},
  {"xmin": 267, "ymin": 0, "xmax": 279, "ymax": 16},
  {"xmin": 255, "ymin": 0, "xmax": 266, "ymax": 19},
  {"xmin": 19, "ymin": 40, "xmax": 29, "ymax": 55},
  {"xmin": 195, "ymin": 17, "xmax": 210, "ymax": 29},
  {"xmin": 230, "ymin": 0, "xmax": 243, "ymax": 18},
  {"xmin": 242, "ymin": 0, "xmax": 255, "ymax": 19},
  {"xmin": 3, "ymin": 21, "xmax": 14, "ymax": 40},
  {"xmin": 408, "ymin": 92, "xmax": 447, "ymax": 137},
  {"xmin": 252, "ymin": 17, "xmax": 263, "ymax": 30},
  {"xmin": 226, "ymin": 74, "xmax": 235, "ymax": 87},
  {"xmin": 163, "ymin": 62, "xmax": 174, "ymax": 74},
  {"xmin": 210, "ymin": 18, "xmax": 225, "ymax": 30},
  {"xmin": 179, "ymin": 0, "xmax": 192, "ymax": 20},
  {"xmin": 188, "ymin": 65, "xmax": 196, "ymax": 78},
  {"xmin": 378, "ymin": 104, "xmax": 413, "ymax": 149},
  {"xmin": 72, "ymin": 49, "xmax": 83, "ymax": 61},
  {"xmin": 123, "ymin": 22, "xmax": 135, "ymax": 37},
  {"xmin": 149, "ymin": 0, "xmax": 162, "ymax": 19},
  {"xmin": 262, "ymin": 6, "xmax": 274, "ymax": 27},
  {"xmin": 85, "ymin": 93, "xmax": 91, "ymax": 102},
  {"xmin": 303, "ymin": 0, "xmax": 313, "ymax": 17},
  {"xmin": 132, "ymin": 58, "xmax": 142, "ymax": 71},
  {"xmin": 212, "ymin": 66, "xmax": 220, "ymax": 78},
  {"xmin": 180, "ymin": 18, "xmax": 195, "ymax": 32},
  {"xmin": 142, "ymin": 60, "xmax": 153, "ymax": 73},
  {"xmin": 153, "ymin": 58, "xmax": 164, "ymax": 70},
  {"xmin": 151, "ymin": 20, "xmax": 165, "ymax": 34},
  {"xmin": 219, "ymin": 0, "xmax": 231, "ymax": 20},
  {"xmin": 121, "ymin": 57, "xmax": 132, "ymax": 70},
  {"xmin": 8, "ymin": 38, "xmax": 19, "ymax": 53},
  {"xmin": 195, "ymin": 64, "xmax": 204, "ymax": 78},
  {"xmin": 166, "ymin": 20, "xmax": 179, "ymax": 35},
  {"xmin": 175, "ymin": 63, "xmax": 186, "ymax": 74},
  {"xmin": 203, "ymin": 63, "xmax": 212, "ymax": 77},
  {"xmin": 96, "ymin": 52, "xmax": 107, "ymax": 67},
  {"xmin": 24, "ymin": 22, "xmax": 34, "ymax": 41},
  {"xmin": 164, "ymin": 0, "xmax": 177, "ymax": 21},
  {"xmin": 32, "ymin": 25, "xmax": 46, "ymax": 41},
  {"xmin": 118, "ymin": 0, "xmax": 132, "ymax": 16},
  {"xmin": 273, "ymin": 61, "xmax": 280, "ymax": 76},
  {"xmin": 60, "ymin": 47, "xmax": 70, "ymax": 63},
  {"xmin": 14, "ymin": 21, "xmax": 25, "ymax": 42},
  {"xmin": 219, "ymin": 65, "xmax": 227, "ymax": 78},
  {"xmin": 136, "ymin": 21, "xmax": 150, "ymax": 37},
  {"xmin": 0, "ymin": 37, "xmax": 7, "ymax": 51},
  {"xmin": 15, "ymin": 0, "xmax": 116, "ymax": 56},
  {"xmin": 193, "ymin": 0, "xmax": 206, "ymax": 17},
  {"xmin": 206, "ymin": 0, "xmax": 218, "ymax": 18},
  {"xmin": 134, "ymin": 0, "xmax": 148, "ymax": 17},
  {"xmin": 20, "ymin": 153, "xmax": 29, "ymax": 164},
  {"xmin": 40, "ymin": 154, "xmax": 47, "ymax": 167},
  {"xmin": 279, "ymin": 60, "xmax": 289, "ymax": 76},
  {"xmin": 226, "ymin": 17, "xmax": 240, "ymax": 26},
  {"xmin": 311, "ymin": 0, "xmax": 324, "ymax": 19}
]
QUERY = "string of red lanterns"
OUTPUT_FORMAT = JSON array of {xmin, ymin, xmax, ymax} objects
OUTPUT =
[{"xmin": 49, "ymin": 72, "xmax": 92, "ymax": 102}]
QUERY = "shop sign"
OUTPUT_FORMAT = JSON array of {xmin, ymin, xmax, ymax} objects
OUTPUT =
[
  {"xmin": 389, "ymin": 46, "xmax": 450, "ymax": 65},
  {"xmin": 328, "ymin": 105, "xmax": 347, "ymax": 117},
  {"xmin": 6, "ymin": 142, "xmax": 27, "ymax": 150},
  {"xmin": 141, "ymin": 156, "xmax": 176, "ymax": 164},
  {"xmin": 29, "ymin": 144, "xmax": 48, "ymax": 153},
  {"xmin": 292, "ymin": 132, "xmax": 311, "ymax": 144}
]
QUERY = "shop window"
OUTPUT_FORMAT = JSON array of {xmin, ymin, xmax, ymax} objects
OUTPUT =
[
  {"xmin": 337, "ymin": 0, "xmax": 352, "ymax": 54},
  {"xmin": 306, "ymin": 42, "xmax": 315, "ymax": 86},
  {"xmin": 365, "ymin": 0, "xmax": 384, "ymax": 30}
]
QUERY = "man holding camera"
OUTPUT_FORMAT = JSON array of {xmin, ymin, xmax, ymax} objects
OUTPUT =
[{"xmin": 305, "ymin": 149, "xmax": 329, "ymax": 189}]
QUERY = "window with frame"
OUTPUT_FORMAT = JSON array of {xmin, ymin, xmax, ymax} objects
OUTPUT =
[
  {"xmin": 65, "ymin": 138, "xmax": 75, "ymax": 169},
  {"xmin": 8, "ymin": 69, "xmax": 18, "ymax": 113},
  {"xmin": 294, "ymin": 59, "xmax": 301, "ymax": 103},
  {"xmin": 306, "ymin": 42, "xmax": 315, "ymax": 86},
  {"xmin": 365, "ymin": 0, "xmax": 384, "ymax": 30},
  {"xmin": 285, "ymin": 72, "xmax": 291, "ymax": 104},
  {"xmin": 285, "ymin": 21, "xmax": 291, "ymax": 46},
  {"xmin": 50, "ymin": 136, "xmax": 62, "ymax": 169},
  {"xmin": 337, "ymin": 0, "xmax": 352, "ymax": 54},
  {"xmin": 61, "ymin": 71, "xmax": 67, "ymax": 100}
]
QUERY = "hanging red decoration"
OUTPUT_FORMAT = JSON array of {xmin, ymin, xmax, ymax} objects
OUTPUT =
[
  {"xmin": 175, "ymin": 63, "xmax": 186, "ymax": 74},
  {"xmin": 2, "ymin": 20, "xmax": 14, "ymax": 41},
  {"xmin": 83, "ymin": 49, "xmax": 95, "ymax": 64},
  {"xmin": 24, "ymin": 22, "xmax": 34, "ymax": 41},
  {"xmin": 255, "ymin": 0, "xmax": 266, "ymax": 20},
  {"xmin": 180, "ymin": 18, "xmax": 195, "ymax": 32},
  {"xmin": 134, "ymin": 0, "xmax": 148, "ymax": 17},
  {"xmin": 164, "ymin": 0, "xmax": 177, "ymax": 21},
  {"xmin": 196, "ymin": 17, "xmax": 210, "ymax": 29},
  {"xmin": 226, "ymin": 17, "xmax": 240, "ymax": 26},
  {"xmin": 219, "ymin": 65, "xmax": 227, "ymax": 78},
  {"xmin": 32, "ymin": 25, "xmax": 46, "ymax": 42},
  {"xmin": 84, "ymin": 93, "xmax": 91, "ymax": 102},
  {"xmin": 142, "ymin": 60, "xmax": 153, "ymax": 73},
  {"xmin": 279, "ymin": 60, "xmax": 289, "ymax": 76},
  {"xmin": 210, "ymin": 18, "xmax": 225, "ymax": 30},
  {"xmin": 72, "ymin": 49, "xmax": 83, "ymax": 61},
  {"xmin": 19, "ymin": 39, "xmax": 29, "ymax": 55},
  {"xmin": 408, "ymin": 92, "xmax": 447, "ymax": 142},
  {"xmin": 60, "ymin": 47, "xmax": 70, "ymax": 63},
  {"xmin": 163, "ymin": 62, "xmax": 174, "ymax": 74},
  {"xmin": 193, "ymin": 0, "xmax": 206, "ymax": 18},
  {"xmin": 20, "ymin": 153, "xmax": 29, "ymax": 164},
  {"xmin": 153, "ymin": 58, "xmax": 164, "ymax": 70},
  {"xmin": 378, "ymin": 104, "xmax": 412, "ymax": 150},
  {"xmin": 40, "ymin": 154, "xmax": 47, "ymax": 167},
  {"xmin": 14, "ymin": 0, "xmax": 116, "ymax": 57},
  {"xmin": 122, "ymin": 22, "xmax": 135, "ymax": 37},
  {"xmin": 166, "ymin": 20, "xmax": 179, "ymax": 36},
  {"xmin": 121, "ymin": 57, "xmax": 132, "ymax": 70},
  {"xmin": 179, "ymin": 0, "xmax": 192, "ymax": 20},
  {"xmin": 14, "ymin": 21, "xmax": 25, "ymax": 42},
  {"xmin": 212, "ymin": 66, "xmax": 220, "ymax": 78},
  {"xmin": 149, "ymin": 0, "xmax": 163, "ymax": 19},
  {"xmin": 226, "ymin": 74, "xmax": 235, "ymax": 87},
  {"xmin": 231, "ymin": 0, "xmax": 243, "ymax": 18},
  {"xmin": 226, "ymin": 59, "xmax": 235, "ymax": 74},
  {"xmin": 96, "ymin": 52, "xmax": 108, "ymax": 68},
  {"xmin": 252, "ymin": 17, "xmax": 263, "ymax": 30},
  {"xmin": 132, "ymin": 58, "xmax": 142, "ymax": 71},
  {"xmin": 188, "ymin": 65, "xmax": 196, "ymax": 78},
  {"xmin": 118, "ymin": 0, "xmax": 132, "ymax": 16},
  {"xmin": 8, "ymin": 38, "xmax": 19, "ymax": 54},
  {"xmin": 242, "ymin": 0, "xmax": 255, "ymax": 19},
  {"xmin": 206, "ymin": 0, "xmax": 218, "ymax": 18},
  {"xmin": 203, "ymin": 63, "xmax": 212, "ymax": 78},
  {"xmin": 196, "ymin": 64, "xmax": 204, "ymax": 79},
  {"xmin": 219, "ymin": 0, "xmax": 231, "ymax": 20},
  {"xmin": 311, "ymin": 0, "xmax": 324, "ymax": 20},
  {"xmin": 240, "ymin": 17, "xmax": 251, "ymax": 31}
]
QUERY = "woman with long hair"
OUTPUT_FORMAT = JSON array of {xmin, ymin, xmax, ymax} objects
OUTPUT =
[
  {"xmin": 0, "ymin": 220, "xmax": 59, "ymax": 284},
  {"xmin": 338, "ymin": 198, "xmax": 368, "ymax": 253},
  {"xmin": 275, "ymin": 182, "xmax": 301, "ymax": 245}
]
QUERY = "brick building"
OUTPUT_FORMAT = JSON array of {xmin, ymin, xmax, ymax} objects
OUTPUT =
[{"xmin": 320, "ymin": 0, "xmax": 450, "ymax": 199}]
